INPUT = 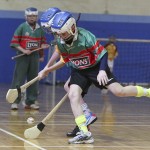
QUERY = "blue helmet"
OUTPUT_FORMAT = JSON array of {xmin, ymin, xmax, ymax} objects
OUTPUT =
[
  {"xmin": 51, "ymin": 11, "xmax": 75, "ymax": 33},
  {"xmin": 40, "ymin": 7, "xmax": 61, "ymax": 34},
  {"xmin": 51, "ymin": 11, "xmax": 77, "ymax": 44},
  {"xmin": 25, "ymin": 7, "xmax": 38, "ymax": 16}
]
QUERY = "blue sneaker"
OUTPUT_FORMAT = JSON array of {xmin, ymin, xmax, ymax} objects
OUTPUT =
[{"xmin": 85, "ymin": 112, "xmax": 97, "ymax": 126}]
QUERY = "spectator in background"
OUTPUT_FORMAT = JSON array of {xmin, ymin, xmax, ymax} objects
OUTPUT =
[
  {"xmin": 101, "ymin": 36, "xmax": 118, "ymax": 94},
  {"xmin": 104, "ymin": 35, "xmax": 118, "ymax": 72},
  {"xmin": 10, "ymin": 7, "xmax": 49, "ymax": 110}
]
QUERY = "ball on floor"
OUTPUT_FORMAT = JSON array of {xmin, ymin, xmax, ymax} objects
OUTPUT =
[{"xmin": 27, "ymin": 117, "xmax": 35, "ymax": 124}]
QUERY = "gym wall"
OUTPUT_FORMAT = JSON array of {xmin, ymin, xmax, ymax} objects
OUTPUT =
[{"xmin": 1, "ymin": 10, "xmax": 150, "ymax": 83}]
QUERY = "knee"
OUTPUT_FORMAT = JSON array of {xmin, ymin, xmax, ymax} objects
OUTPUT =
[
  {"xmin": 68, "ymin": 90, "xmax": 77, "ymax": 99},
  {"xmin": 68, "ymin": 90, "xmax": 80, "ymax": 103}
]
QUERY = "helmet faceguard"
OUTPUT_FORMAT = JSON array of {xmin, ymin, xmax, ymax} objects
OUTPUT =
[
  {"xmin": 51, "ymin": 11, "xmax": 77, "ymax": 45},
  {"xmin": 40, "ymin": 7, "xmax": 61, "ymax": 34},
  {"xmin": 25, "ymin": 7, "xmax": 38, "ymax": 16}
]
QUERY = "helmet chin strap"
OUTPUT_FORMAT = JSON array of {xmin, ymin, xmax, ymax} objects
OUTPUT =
[{"xmin": 64, "ymin": 28, "xmax": 76, "ymax": 45}]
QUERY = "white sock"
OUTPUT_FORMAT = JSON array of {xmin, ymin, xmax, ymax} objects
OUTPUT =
[{"xmin": 81, "ymin": 103, "xmax": 91, "ymax": 117}]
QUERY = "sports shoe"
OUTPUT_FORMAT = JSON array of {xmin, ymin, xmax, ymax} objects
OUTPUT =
[
  {"xmin": 68, "ymin": 131, "xmax": 94, "ymax": 144},
  {"xmin": 11, "ymin": 103, "xmax": 18, "ymax": 110},
  {"xmin": 24, "ymin": 104, "xmax": 39, "ymax": 110},
  {"xmin": 66, "ymin": 112, "xmax": 97, "ymax": 137},
  {"xmin": 66, "ymin": 126, "xmax": 80, "ymax": 137},
  {"xmin": 22, "ymin": 100, "xmax": 39, "ymax": 107},
  {"xmin": 85, "ymin": 112, "xmax": 97, "ymax": 126}
]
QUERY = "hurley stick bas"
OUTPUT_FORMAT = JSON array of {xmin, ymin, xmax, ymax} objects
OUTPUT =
[
  {"xmin": 24, "ymin": 93, "xmax": 68, "ymax": 139},
  {"xmin": 6, "ymin": 76, "xmax": 39, "ymax": 103}
]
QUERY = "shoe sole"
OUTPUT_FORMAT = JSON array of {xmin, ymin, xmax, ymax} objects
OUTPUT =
[
  {"xmin": 11, "ymin": 108, "xmax": 18, "ymax": 110},
  {"xmin": 68, "ymin": 137, "xmax": 94, "ymax": 144}
]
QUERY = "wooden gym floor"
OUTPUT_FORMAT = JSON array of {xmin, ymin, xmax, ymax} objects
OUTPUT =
[{"xmin": 0, "ymin": 83, "xmax": 150, "ymax": 150}]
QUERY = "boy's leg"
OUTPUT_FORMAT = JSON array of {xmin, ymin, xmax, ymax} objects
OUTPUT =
[
  {"xmin": 66, "ymin": 81, "xmax": 97, "ymax": 137},
  {"xmin": 108, "ymin": 83, "xmax": 150, "ymax": 98},
  {"xmin": 68, "ymin": 84, "xmax": 94, "ymax": 144},
  {"xmin": 66, "ymin": 101, "xmax": 97, "ymax": 137},
  {"xmin": 68, "ymin": 115, "xmax": 94, "ymax": 144},
  {"xmin": 11, "ymin": 59, "xmax": 28, "ymax": 110},
  {"xmin": 24, "ymin": 54, "xmax": 39, "ymax": 110}
]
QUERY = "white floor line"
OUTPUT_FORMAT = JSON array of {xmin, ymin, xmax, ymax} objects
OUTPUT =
[
  {"xmin": 1, "ymin": 123, "xmax": 150, "ymax": 127},
  {"xmin": 45, "ymin": 146, "xmax": 150, "ymax": 148},
  {"xmin": 0, "ymin": 128, "xmax": 46, "ymax": 150}
]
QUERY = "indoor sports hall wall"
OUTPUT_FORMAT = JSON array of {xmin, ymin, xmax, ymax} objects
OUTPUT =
[
  {"xmin": 1, "ymin": 10, "xmax": 150, "ymax": 84},
  {"xmin": 0, "ymin": 0, "xmax": 150, "ymax": 16}
]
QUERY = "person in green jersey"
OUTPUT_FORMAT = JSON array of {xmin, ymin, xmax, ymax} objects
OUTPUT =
[
  {"xmin": 10, "ymin": 7, "xmax": 49, "ymax": 110},
  {"xmin": 38, "ymin": 11, "xmax": 150, "ymax": 144},
  {"xmin": 40, "ymin": 7, "xmax": 97, "ymax": 137}
]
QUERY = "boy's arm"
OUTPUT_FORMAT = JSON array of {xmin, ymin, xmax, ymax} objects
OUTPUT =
[
  {"xmin": 45, "ymin": 45, "xmax": 60, "ymax": 68},
  {"xmin": 38, "ymin": 60, "xmax": 65, "ymax": 80},
  {"xmin": 97, "ymin": 52, "xmax": 109, "ymax": 86}
]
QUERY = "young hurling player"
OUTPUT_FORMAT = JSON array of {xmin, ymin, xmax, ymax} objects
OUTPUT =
[
  {"xmin": 38, "ymin": 11, "xmax": 150, "ymax": 144},
  {"xmin": 40, "ymin": 7, "xmax": 97, "ymax": 137},
  {"xmin": 10, "ymin": 7, "xmax": 49, "ymax": 110}
]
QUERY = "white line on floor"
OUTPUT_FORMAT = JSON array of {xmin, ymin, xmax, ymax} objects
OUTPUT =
[{"xmin": 0, "ymin": 128, "xmax": 46, "ymax": 150}]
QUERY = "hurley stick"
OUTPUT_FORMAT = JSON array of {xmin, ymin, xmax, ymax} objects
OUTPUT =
[
  {"xmin": 6, "ymin": 76, "xmax": 39, "ymax": 103},
  {"xmin": 12, "ymin": 44, "xmax": 50, "ymax": 60},
  {"xmin": 24, "ymin": 93, "xmax": 68, "ymax": 139}
]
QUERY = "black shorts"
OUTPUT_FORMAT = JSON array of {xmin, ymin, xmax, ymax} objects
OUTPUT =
[
  {"xmin": 68, "ymin": 70, "xmax": 92, "ymax": 97},
  {"xmin": 69, "ymin": 63, "xmax": 117, "ymax": 94}
]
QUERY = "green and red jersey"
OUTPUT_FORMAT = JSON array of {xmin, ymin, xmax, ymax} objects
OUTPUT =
[
  {"xmin": 57, "ymin": 27, "xmax": 107, "ymax": 70},
  {"xmin": 10, "ymin": 22, "xmax": 46, "ymax": 57}
]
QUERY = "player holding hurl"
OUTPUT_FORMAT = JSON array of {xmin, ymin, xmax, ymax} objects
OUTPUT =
[
  {"xmin": 10, "ymin": 7, "xmax": 49, "ymax": 110},
  {"xmin": 38, "ymin": 10, "xmax": 150, "ymax": 144},
  {"xmin": 40, "ymin": 7, "xmax": 97, "ymax": 137}
]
